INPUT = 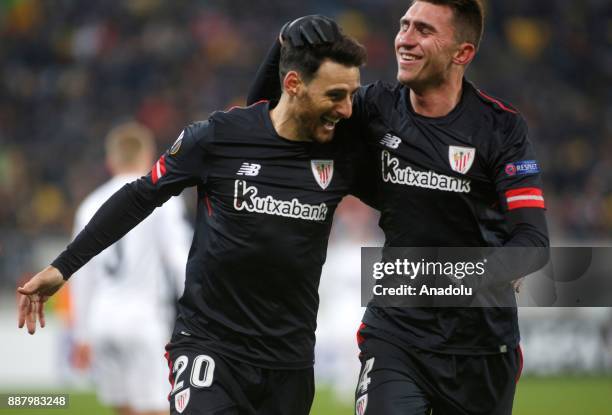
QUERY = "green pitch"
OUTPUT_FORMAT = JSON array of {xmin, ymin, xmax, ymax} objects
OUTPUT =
[
  {"xmin": 513, "ymin": 376, "xmax": 612, "ymax": 415},
  {"xmin": 312, "ymin": 376, "xmax": 612, "ymax": 414},
  {"xmin": 1, "ymin": 377, "xmax": 610, "ymax": 415}
]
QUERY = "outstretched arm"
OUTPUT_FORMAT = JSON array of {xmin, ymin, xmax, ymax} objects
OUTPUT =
[
  {"xmin": 51, "ymin": 179, "xmax": 180, "ymax": 279},
  {"xmin": 17, "ymin": 123, "xmax": 209, "ymax": 334},
  {"xmin": 17, "ymin": 182, "xmax": 175, "ymax": 335}
]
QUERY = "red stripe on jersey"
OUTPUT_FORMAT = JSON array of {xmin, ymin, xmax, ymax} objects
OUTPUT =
[
  {"xmin": 477, "ymin": 90, "xmax": 518, "ymax": 114},
  {"xmin": 151, "ymin": 156, "xmax": 167, "ymax": 184},
  {"xmin": 356, "ymin": 322, "xmax": 367, "ymax": 345},
  {"xmin": 506, "ymin": 187, "xmax": 542, "ymax": 198},
  {"xmin": 151, "ymin": 162, "xmax": 159, "ymax": 184},
  {"xmin": 250, "ymin": 99, "xmax": 269, "ymax": 106},
  {"xmin": 159, "ymin": 155, "xmax": 167, "ymax": 175},
  {"xmin": 505, "ymin": 187, "xmax": 545, "ymax": 210},
  {"xmin": 226, "ymin": 99, "xmax": 269, "ymax": 112},
  {"xmin": 507, "ymin": 199, "xmax": 545, "ymax": 210}
]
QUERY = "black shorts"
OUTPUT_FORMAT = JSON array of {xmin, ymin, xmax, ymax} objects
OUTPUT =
[
  {"xmin": 165, "ymin": 335, "xmax": 314, "ymax": 415},
  {"xmin": 355, "ymin": 328, "xmax": 523, "ymax": 415}
]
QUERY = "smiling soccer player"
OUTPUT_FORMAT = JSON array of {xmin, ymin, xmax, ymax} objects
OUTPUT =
[
  {"xmin": 248, "ymin": 2, "xmax": 549, "ymax": 414},
  {"xmin": 18, "ymin": 24, "xmax": 369, "ymax": 415}
]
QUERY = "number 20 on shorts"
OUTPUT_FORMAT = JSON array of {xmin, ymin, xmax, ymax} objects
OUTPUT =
[{"xmin": 171, "ymin": 354, "xmax": 216, "ymax": 394}]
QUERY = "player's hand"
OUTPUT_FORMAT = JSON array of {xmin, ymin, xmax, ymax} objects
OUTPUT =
[
  {"xmin": 280, "ymin": 15, "xmax": 340, "ymax": 47},
  {"xmin": 72, "ymin": 342, "xmax": 92, "ymax": 370},
  {"xmin": 17, "ymin": 266, "xmax": 65, "ymax": 335}
]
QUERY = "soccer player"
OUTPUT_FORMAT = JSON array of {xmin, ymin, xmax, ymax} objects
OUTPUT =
[
  {"xmin": 70, "ymin": 122, "xmax": 191, "ymax": 415},
  {"xmin": 17, "ymin": 28, "xmax": 367, "ymax": 415},
  {"xmin": 248, "ymin": 2, "xmax": 549, "ymax": 414}
]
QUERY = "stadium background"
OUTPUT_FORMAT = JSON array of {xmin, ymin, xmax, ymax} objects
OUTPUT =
[{"xmin": 0, "ymin": 0, "xmax": 610, "ymax": 413}]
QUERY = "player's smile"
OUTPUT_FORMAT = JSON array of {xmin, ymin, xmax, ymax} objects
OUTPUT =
[
  {"xmin": 321, "ymin": 115, "xmax": 340, "ymax": 131},
  {"xmin": 312, "ymin": 113, "xmax": 341, "ymax": 142},
  {"xmin": 397, "ymin": 46, "xmax": 423, "ymax": 66}
]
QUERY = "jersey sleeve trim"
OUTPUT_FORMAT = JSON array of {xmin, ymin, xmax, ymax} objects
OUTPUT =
[
  {"xmin": 505, "ymin": 187, "xmax": 545, "ymax": 210},
  {"xmin": 477, "ymin": 89, "xmax": 518, "ymax": 114},
  {"xmin": 151, "ymin": 155, "xmax": 167, "ymax": 184},
  {"xmin": 225, "ymin": 99, "xmax": 269, "ymax": 113}
]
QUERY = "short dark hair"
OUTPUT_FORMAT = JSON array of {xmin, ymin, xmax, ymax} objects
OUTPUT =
[
  {"xmin": 279, "ymin": 34, "xmax": 367, "ymax": 85},
  {"xmin": 410, "ymin": 0, "xmax": 484, "ymax": 50}
]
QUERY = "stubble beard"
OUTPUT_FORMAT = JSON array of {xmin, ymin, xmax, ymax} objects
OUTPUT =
[{"xmin": 398, "ymin": 58, "xmax": 452, "ymax": 94}]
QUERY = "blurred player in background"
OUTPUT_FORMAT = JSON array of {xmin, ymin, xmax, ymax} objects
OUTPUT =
[
  {"xmin": 18, "ymin": 27, "xmax": 369, "ymax": 414},
  {"xmin": 69, "ymin": 122, "xmax": 192, "ymax": 415},
  {"xmin": 248, "ymin": 1, "xmax": 549, "ymax": 414}
]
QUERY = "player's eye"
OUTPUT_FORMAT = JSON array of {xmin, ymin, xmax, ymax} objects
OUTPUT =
[
  {"xmin": 415, "ymin": 23, "xmax": 434, "ymax": 35},
  {"xmin": 328, "ymin": 92, "xmax": 345, "ymax": 101}
]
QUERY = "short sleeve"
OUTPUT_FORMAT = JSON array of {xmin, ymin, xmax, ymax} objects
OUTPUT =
[{"xmin": 143, "ymin": 121, "xmax": 212, "ymax": 197}]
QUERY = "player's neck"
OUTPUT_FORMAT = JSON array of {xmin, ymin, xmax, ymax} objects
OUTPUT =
[
  {"xmin": 270, "ymin": 96, "xmax": 308, "ymax": 142},
  {"xmin": 409, "ymin": 76, "xmax": 463, "ymax": 118}
]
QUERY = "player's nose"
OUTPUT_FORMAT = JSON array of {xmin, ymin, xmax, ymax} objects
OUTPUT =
[
  {"xmin": 336, "ymin": 97, "xmax": 353, "ymax": 119},
  {"xmin": 396, "ymin": 27, "xmax": 417, "ymax": 47}
]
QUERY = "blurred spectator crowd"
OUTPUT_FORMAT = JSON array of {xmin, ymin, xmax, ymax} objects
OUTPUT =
[{"xmin": 1, "ymin": 0, "xmax": 611, "ymax": 281}]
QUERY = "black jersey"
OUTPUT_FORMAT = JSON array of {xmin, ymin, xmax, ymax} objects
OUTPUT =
[
  {"xmin": 245, "ymin": 39, "xmax": 548, "ymax": 355},
  {"xmin": 349, "ymin": 80, "xmax": 547, "ymax": 354},
  {"xmin": 169, "ymin": 102, "xmax": 360, "ymax": 369},
  {"xmin": 54, "ymin": 101, "xmax": 365, "ymax": 369}
]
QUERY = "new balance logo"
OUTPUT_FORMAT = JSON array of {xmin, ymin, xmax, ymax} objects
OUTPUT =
[
  {"xmin": 237, "ymin": 163, "xmax": 261, "ymax": 176},
  {"xmin": 380, "ymin": 133, "xmax": 402, "ymax": 149}
]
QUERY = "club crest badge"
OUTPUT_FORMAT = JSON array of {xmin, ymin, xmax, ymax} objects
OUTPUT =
[
  {"xmin": 448, "ymin": 146, "xmax": 476, "ymax": 175},
  {"xmin": 175, "ymin": 388, "xmax": 190, "ymax": 413},
  {"xmin": 311, "ymin": 160, "xmax": 334, "ymax": 190},
  {"xmin": 170, "ymin": 130, "xmax": 185, "ymax": 155},
  {"xmin": 356, "ymin": 394, "xmax": 368, "ymax": 415}
]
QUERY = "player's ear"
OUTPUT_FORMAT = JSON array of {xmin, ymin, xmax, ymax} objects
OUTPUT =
[
  {"xmin": 282, "ymin": 71, "xmax": 303, "ymax": 96},
  {"xmin": 452, "ymin": 42, "xmax": 476, "ymax": 66}
]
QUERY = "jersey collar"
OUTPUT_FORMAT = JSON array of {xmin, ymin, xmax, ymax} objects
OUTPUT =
[{"xmin": 402, "ymin": 78, "xmax": 474, "ymax": 125}]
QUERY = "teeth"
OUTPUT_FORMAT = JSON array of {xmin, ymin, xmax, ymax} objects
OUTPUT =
[
  {"xmin": 400, "ymin": 54, "xmax": 416, "ymax": 61},
  {"xmin": 321, "ymin": 116, "xmax": 339, "ymax": 131},
  {"xmin": 398, "ymin": 48, "xmax": 419, "ymax": 61}
]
